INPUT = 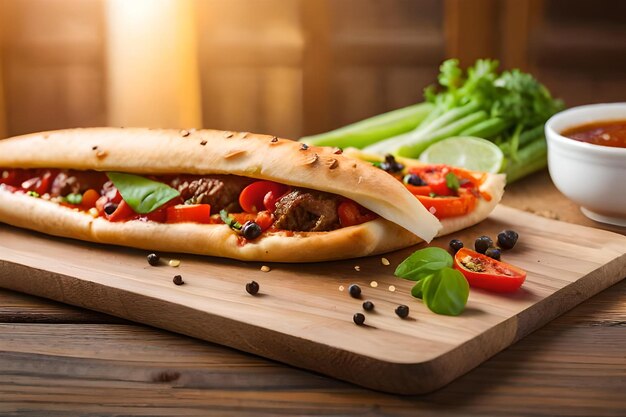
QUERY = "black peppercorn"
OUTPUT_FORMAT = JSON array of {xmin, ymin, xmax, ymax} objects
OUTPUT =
[
  {"xmin": 104, "ymin": 202, "xmax": 118, "ymax": 215},
  {"xmin": 241, "ymin": 221, "xmax": 262, "ymax": 240},
  {"xmin": 497, "ymin": 230, "xmax": 519, "ymax": 250},
  {"xmin": 173, "ymin": 275, "xmax": 184, "ymax": 285},
  {"xmin": 348, "ymin": 284, "xmax": 361, "ymax": 298},
  {"xmin": 485, "ymin": 246, "xmax": 501, "ymax": 261},
  {"xmin": 353, "ymin": 313, "xmax": 365, "ymax": 325},
  {"xmin": 395, "ymin": 305, "xmax": 409, "ymax": 319},
  {"xmin": 147, "ymin": 253, "xmax": 160, "ymax": 266},
  {"xmin": 379, "ymin": 154, "xmax": 405, "ymax": 173},
  {"xmin": 449, "ymin": 239, "xmax": 464, "ymax": 254},
  {"xmin": 474, "ymin": 235, "xmax": 493, "ymax": 254},
  {"xmin": 403, "ymin": 173, "xmax": 426, "ymax": 186},
  {"xmin": 246, "ymin": 281, "xmax": 259, "ymax": 295},
  {"xmin": 362, "ymin": 300, "xmax": 375, "ymax": 311}
]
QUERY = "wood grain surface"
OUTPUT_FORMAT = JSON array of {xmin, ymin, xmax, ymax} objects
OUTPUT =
[
  {"xmin": 0, "ymin": 281, "xmax": 624, "ymax": 416},
  {"xmin": 0, "ymin": 170, "xmax": 625, "ymax": 414},
  {"xmin": 0, "ymin": 199, "xmax": 624, "ymax": 394}
]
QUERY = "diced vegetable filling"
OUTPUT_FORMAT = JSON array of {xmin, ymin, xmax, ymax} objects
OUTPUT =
[
  {"xmin": 0, "ymin": 168, "xmax": 377, "ymax": 240},
  {"xmin": 375, "ymin": 155, "xmax": 489, "ymax": 219}
]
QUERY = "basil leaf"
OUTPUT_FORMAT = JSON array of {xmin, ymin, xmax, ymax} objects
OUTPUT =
[
  {"xmin": 411, "ymin": 277, "xmax": 429, "ymax": 299},
  {"xmin": 445, "ymin": 172, "xmax": 460, "ymax": 191},
  {"xmin": 394, "ymin": 247, "xmax": 453, "ymax": 281},
  {"xmin": 107, "ymin": 172, "xmax": 179, "ymax": 214},
  {"xmin": 220, "ymin": 209, "xmax": 242, "ymax": 231},
  {"xmin": 422, "ymin": 267, "xmax": 469, "ymax": 316}
]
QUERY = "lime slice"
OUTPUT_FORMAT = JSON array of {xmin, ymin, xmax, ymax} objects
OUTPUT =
[{"xmin": 420, "ymin": 136, "xmax": 504, "ymax": 173}]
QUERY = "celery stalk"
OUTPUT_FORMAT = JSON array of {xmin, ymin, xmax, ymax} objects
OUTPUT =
[
  {"xmin": 300, "ymin": 102, "xmax": 433, "ymax": 149},
  {"xmin": 518, "ymin": 124, "xmax": 544, "ymax": 148},
  {"xmin": 459, "ymin": 117, "xmax": 509, "ymax": 138},
  {"xmin": 396, "ymin": 111, "xmax": 488, "ymax": 157},
  {"xmin": 504, "ymin": 137, "xmax": 547, "ymax": 183},
  {"xmin": 363, "ymin": 102, "xmax": 481, "ymax": 155}
]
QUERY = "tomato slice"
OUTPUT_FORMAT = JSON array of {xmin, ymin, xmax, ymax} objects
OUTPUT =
[
  {"xmin": 403, "ymin": 164, "xmax": 480, "ymax": 219},
  {"xmin": 337, "ymin": 200, "xmax": 377, "ymax": 227},
  {"xmin": 107, "ymin": 200, "xmax": 136, "ymax": 222},
  {"xmin": 409, "ymin": 165, "xmax": 454, "ymax": 196},
  {"xmin": 140, "ymin": 208, "xmax": 167, "ymax": 223},
  {"xmin": 21, "ymin": 170, "xmax": 54, "ymax": 195},
  {"xmin": 166, "ymin": 204, "xmax": 212, "ymax": 224},
  {"xmin": 416, "ymin": 190, "xmax": 476, "ymax": 219},
  {"xmin": 239, "ymin": 181, "xmax": 289, "ymax": 213},
  {"xmin": 262, "ymin": 190, "xmax": 281, "ymax": 213},
  {"xmin": 405, "ymin": 184, "xmax": 432, "ymax": 196},
  {"xmin": 407, "ymin": 164, "xmax": 484, "ymax": 196},
  {"xmin": 425, "ymin": 173, "xmax": 453, "ymax": 196},
  {"xmin": 254, "ymin": 210, "xmax": 274, "ymax": 231},
  {"xmin": 454, "ymin": 248, "xmax": 526, "ymax": 292},
  {"xmin": 231, "ymin": 210, "xmax": 274, "ymax": 231},
  {"xmin": 110, "ymin": 189, "xmax": 123, "ymax": 204},
  {"xmin": 0, "ymin": 169, "xmax": 25, "ymax": 187}
]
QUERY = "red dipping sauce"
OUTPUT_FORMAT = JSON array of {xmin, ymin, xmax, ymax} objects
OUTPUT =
[{"xmin": 561, "ymin": 120, "xmax": 626, "ymax": 148}]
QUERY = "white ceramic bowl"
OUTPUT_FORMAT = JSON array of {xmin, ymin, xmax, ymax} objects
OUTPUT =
[{"xmin": 545, "ymin": 103, "xmax": 626, "ymax": 227}]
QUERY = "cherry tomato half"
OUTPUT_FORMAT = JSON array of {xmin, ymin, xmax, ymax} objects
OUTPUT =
[
  {"xmin": 454, "ymin": 248, "xmax": 527, "ymax": 293},
  {"xmin": 166, "ymin": 204, "xmax": 212, "ymax": 224},
  {"xmin": 239, "ymin": 181, "xmax": 289, "ymax": 213}
]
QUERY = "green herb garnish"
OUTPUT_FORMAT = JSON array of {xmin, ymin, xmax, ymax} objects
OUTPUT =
[
  {"xmin": 410, "ymin": 278, "xmax": 426, "ymax": 299},
  {"xmin": 26, "ymin": 191, "xmax": 40, "ymax": 198},
  {"xmin": 220, "ymin": 209, "xmax": 242, "ymax": 231},
  {"xmin": 395, "ymin": 247, "xmax": 469, "ymax": 316},
  {"xmin": 66, "ymin": 193, "xmax": 82, "ymax": 205},
  {"xmin": 421, "ymin": 267, "xmax": 469, "ymax": 316},
  {"xmin": 107, "ymin": 172, "xmax": 179, "ymax": 214},
  {"xmin": 395, "ymin": 247, "xmax": 453, "ymax": 280},
  {"xmin": 302, "ymin": 58, "xmax": 563, "ymax": 183},
  {"xmin": 445, "ymin": 172, "xmax": 460, "ymax": 191}
]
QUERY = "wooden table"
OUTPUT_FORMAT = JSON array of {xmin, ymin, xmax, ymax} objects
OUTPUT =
[{"xmin": 1, "ymin": 170, "xmax": 624, "ymax": 416}]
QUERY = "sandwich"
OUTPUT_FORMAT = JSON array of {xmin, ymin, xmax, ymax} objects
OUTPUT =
[
  {"xmin": 0, "ymin": 127, "xmax": 445, "ymax": 262},
  {"xmin": 0, "ymin": 128, "xmax": 504, "ymax": 262}
]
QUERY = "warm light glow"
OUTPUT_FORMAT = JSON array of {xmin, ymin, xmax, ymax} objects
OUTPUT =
[
  {"xmin": 106, "ymin": 0, "xmax": 202, "ymax": 128},
  {"xmin": 0, "ymin": 36, "xmax": 5, "ymax": 138},
  {"xmin": 0, "ymin": 66, "xmax": 5, "ymax": 138}
]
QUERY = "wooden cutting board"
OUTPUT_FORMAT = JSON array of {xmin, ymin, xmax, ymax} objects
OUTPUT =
[{"xmin": 0, "ymin": 205, "xmax": 624, "ymax": 394}]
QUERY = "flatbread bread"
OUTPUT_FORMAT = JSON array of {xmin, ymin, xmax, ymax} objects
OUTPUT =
[{"xmin": 0, "ymin": 128, "xmax": 441, "ymax": 262}]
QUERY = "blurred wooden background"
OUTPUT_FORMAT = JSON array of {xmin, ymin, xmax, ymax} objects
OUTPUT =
[{"xmin": 0, "ymin": 0, "xmax": 624, "ymax": 139}]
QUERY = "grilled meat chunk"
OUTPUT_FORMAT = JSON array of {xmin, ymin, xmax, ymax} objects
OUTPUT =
[
  {"xmin": 50, "ymin": 170, "xmax": 107, "ymax": 197},
  {"xmin": 273, "ymin": 189, "xmax": 339, "ymax": 232},
  {"xmin": 171, "ymin": 175, "xmax": 253, "ymax": 214}
]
